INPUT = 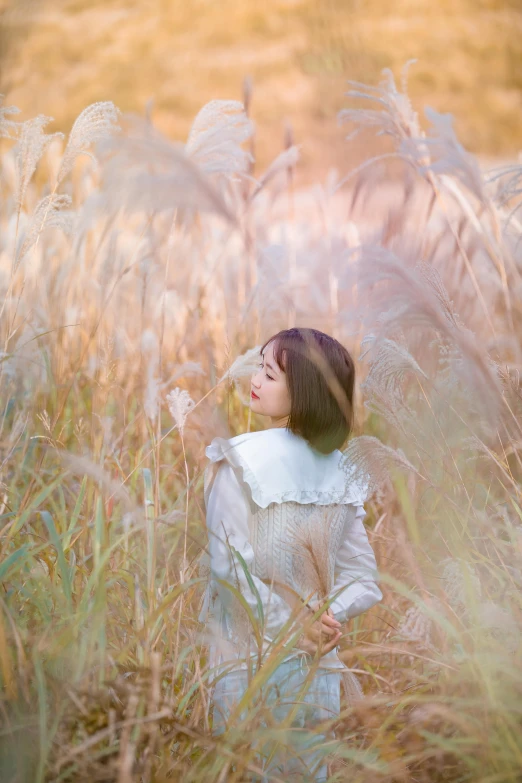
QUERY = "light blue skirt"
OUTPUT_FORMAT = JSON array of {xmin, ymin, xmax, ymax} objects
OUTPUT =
[{"xmin": 211, "ymin": 657, "xmax": 342, "ymax": 782}]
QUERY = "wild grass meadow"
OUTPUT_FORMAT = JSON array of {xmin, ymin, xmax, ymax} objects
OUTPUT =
[{"xmin": 0, "ymin": 63, "xmax": 521, "ymax": 781}]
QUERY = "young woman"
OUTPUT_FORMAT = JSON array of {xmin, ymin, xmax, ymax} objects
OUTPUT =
[{"xmin": 199, "ymin": 327, "xmax": 383, "ymax": 781}]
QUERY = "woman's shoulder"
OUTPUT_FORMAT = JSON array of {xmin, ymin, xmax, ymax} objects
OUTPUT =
[
  {"xmin": 206, "ymin": 427, "xmax": 300, "ymax": 461},
  {"xmin": 205, "ymin": 428, "xmax": 368, "ymax": 510},
  {"xmin": 206, "ymin": 427, "xmax": 276, "ymax": 457},
  {"xmin": 205, "ymin": 427, "xmax": 339, "ymax": 477}
]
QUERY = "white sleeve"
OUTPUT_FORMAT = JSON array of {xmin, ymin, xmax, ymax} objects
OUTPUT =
[
  {"xmin": 206, "ymin": 462, "xmax": 295, "ymax": 639},
  {"xmin": 328, "ymin": 504, "xmax": 383, "ymax": 622}
]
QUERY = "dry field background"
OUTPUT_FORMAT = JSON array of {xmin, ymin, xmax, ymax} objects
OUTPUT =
[
  {"xmin": 0, "ymin": 4, "xmax": 522, "ymax": 782},
  {"xmin": 1, "ymin": 0, "xmax": 522, "ymax": 180}
]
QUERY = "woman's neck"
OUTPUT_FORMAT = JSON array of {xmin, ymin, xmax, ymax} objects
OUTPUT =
[{"xmin": 269, "ymin": 415, "xmax": 290, "ymax": 429}]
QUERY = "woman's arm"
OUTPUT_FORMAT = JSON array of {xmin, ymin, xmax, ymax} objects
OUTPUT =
[
  {"xmin": 328, "ymin": 504, "xmax": 383, "ymax": 622},
  {"xmin": 206, "ymin": 462, "xmax": 296, "ymax": 640}
]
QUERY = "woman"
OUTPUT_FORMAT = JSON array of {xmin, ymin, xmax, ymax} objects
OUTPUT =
[{"xmin": 199, "ymin": 327, "xmax": 383, "ymax": 781}]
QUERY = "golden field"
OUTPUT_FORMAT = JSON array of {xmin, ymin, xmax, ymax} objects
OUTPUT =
[{"xmin": 1, "ymin": 0, "xmax": 522, "ymax": 181}]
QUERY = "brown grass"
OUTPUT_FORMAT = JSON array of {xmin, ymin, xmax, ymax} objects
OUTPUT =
[
  {"xmin": 0, "ymin": 64, "xmax": 521, "ymax": 781},
  {"xmin": 0, "ymin": 0, "xmax": 521, "ymax": 184}
]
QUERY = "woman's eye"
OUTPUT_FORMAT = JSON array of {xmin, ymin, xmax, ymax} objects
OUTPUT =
[{"xmin": 258, "ymin": 361, "xmax": 273, "ymax": 380}]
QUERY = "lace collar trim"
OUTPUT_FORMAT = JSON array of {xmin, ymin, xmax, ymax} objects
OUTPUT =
[{"xmin": 205, "ymin": 428, "xmax": 368, "ymax": 509}]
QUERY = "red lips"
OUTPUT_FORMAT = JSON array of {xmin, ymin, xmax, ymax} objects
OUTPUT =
[{"xmin": 251, "ymin": 391, "xmax": 259, "ymax": 400}]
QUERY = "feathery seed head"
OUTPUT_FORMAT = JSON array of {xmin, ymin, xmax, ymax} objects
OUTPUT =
[
  {"xmin": 441, "ymin": 557, "xmax": 482, "ymax": 609},
  {"xmin": 166, "ymin": 388, "xmax": 195, "ymax": 434},
  {"xmin": 57, "ymin": 101, "xmax": 121, "ymax": 185},
  {"xmin": 15, "ymin": 115, "xmax": 63, "ymax": 209},
  {"xmin": 15, "ymin": 194, "xmax": 73, "ymax": 267},
  {"xmin": 144, "ymin": 376, "xmax": 160, "ymax": 421},
  {"xmin": 0, "ymin": 97, "xmax": 21, "ymax": 139},
  {"xmin": 398, "ymin": 605, "xmax": 434, "ymax": 649},
  {"xmin": 219, "ymin": 345, "xmax": 262, "ymax": 384},
  {"xmin": 342, "ymin": 435, "xmax": 416, "ymax": 502},
  {"xmin": 339, "ymin": 62, "xmax": 424, "ymax": 150},
  {"xmin": 186, "ymin": 99, "xmax": 254, "ymax": 179}
]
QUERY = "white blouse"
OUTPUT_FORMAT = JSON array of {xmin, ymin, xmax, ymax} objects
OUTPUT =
[{"xmin": 199, "ymin": 427, "xmax": 383, "ymax": 693}]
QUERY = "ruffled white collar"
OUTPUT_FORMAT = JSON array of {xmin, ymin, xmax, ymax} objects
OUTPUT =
[{"xmin": 205, "ymin": 427, "xmax": 368, "ymax": 509}]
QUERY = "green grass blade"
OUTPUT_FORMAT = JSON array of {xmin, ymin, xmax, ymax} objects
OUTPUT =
[{"xmin": 40, "ymin": 511, "xmax": 73, "ymax": 610}]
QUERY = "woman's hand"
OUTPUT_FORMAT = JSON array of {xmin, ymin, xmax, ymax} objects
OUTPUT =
[{"xmin": 296, "ymin": 606, "xmax": 342, "ymax": 657}]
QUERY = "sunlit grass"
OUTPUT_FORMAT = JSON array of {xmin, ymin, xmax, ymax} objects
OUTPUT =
[
  {"xmin": 1, "ymin": 0, "xmax": 521, "ymax": 179},
  {"xmin": 1, "ymin": 63, "xmax": 521, "ymax": 781}
]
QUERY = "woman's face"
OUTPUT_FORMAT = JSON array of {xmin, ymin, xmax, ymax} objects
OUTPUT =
[{"xmin": 250, "ymin": 340, "xmax": 292, "ymax": 421}]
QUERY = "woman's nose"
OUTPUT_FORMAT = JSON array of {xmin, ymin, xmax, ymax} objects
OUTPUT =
[{"xmin": 251, "ymin": 372, "xmax": 261, "ymax": 387}]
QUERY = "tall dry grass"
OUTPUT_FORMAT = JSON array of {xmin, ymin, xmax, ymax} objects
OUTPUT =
[{"xmin": 0, "ymin": 63, "xmax": 521, "ymax": 781}]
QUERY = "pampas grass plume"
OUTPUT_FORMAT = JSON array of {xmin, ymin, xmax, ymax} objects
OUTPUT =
[{"xmin": 166, "ymin": 388, "xmax": 195, "ymax": 434}]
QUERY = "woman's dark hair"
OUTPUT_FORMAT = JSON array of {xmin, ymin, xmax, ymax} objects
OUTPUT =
[{"xmin": 260, "ymin": 327, "xmax": 355, "ymax": 455}]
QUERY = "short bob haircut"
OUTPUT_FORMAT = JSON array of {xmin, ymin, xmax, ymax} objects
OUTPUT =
[{"xmin": 260, "ymin": 327, "xmax": 355, "ymax": 455}]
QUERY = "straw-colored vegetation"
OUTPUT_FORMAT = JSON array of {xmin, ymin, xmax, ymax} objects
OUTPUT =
[
  {"xmin": 1, "ymin": 0, "xmax": 522, "ymax": 180},
  {"xmin": 1, "ymin": 61, "xmax": 522, "ymax": 781}
]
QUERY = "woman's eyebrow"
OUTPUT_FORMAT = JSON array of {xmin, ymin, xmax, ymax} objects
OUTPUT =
[{"xmin": 260, "ymin": 354, "xmax": 278, "ymax": 374}]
